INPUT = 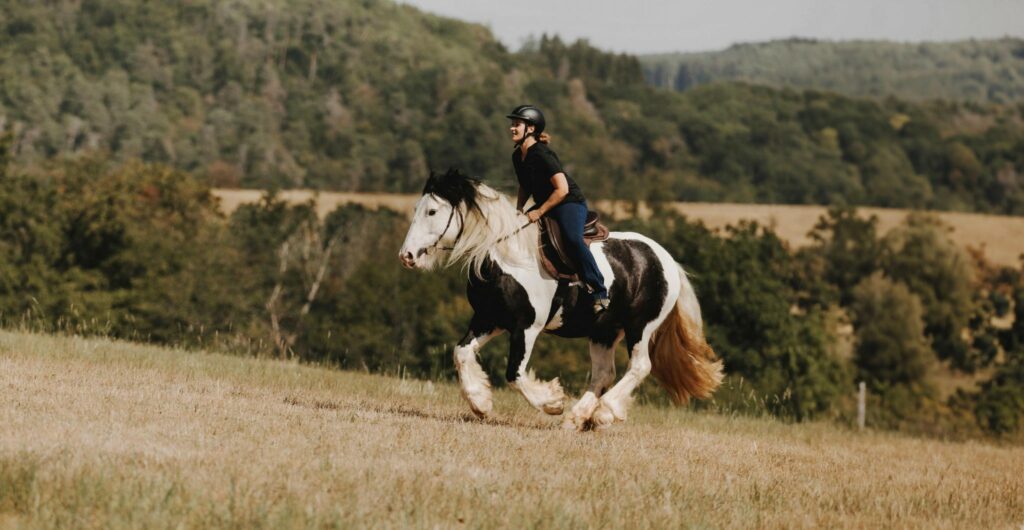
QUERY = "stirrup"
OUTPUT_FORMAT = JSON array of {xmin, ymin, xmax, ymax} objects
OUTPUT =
[{"xmin": 593, "ymin": 297, "xmax": 610, "ymax": 315}]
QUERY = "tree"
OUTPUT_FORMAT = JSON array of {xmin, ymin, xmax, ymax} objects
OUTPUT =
[
  {"xmin": 973, "ymin": 356, "xmax": 1024, "ymax": 435},
  {"xmin": 850, "ymin": 273, "xmax": 933, "ymax": 389},
  {"xmin": 881, "ymin": 213, "xmax": 979, "ymax": 371},
  {"xmin": 805, "ymin": 206, "xmax": 882, "ymax": 305}
]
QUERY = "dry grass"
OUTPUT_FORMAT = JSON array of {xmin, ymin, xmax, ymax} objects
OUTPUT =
[
  {"xmin": 1, "ymin": 331, "xmax": 1022, "ymax": 529},
  {"xmin": 212, "ymin": 190, "xmax": 1024, "ymax": 267}
]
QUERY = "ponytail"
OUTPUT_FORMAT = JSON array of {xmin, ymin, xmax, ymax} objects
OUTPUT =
[{"xmin": 538, "ymin": 132, "xmax": 551, "ymax": 144}]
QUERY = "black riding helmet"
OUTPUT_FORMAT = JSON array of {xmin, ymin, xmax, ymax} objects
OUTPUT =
[{"xmin": 506, "ymin": 105, "xmax": 546, "ymax": 138}]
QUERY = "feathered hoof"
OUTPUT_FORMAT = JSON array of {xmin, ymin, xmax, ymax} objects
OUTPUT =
[
  {"xmin": 562, "ymin": 415, "xmax": 597, "ymax": 432},
  {"xmin": 516, "ymin": 372, "xmax": 566, "ymax": 416},
  {"xmin": 541, "ymin": 400, "xmax": 564, "ymax": 416},
  {"xmin": 562, "ymin": 393, "xmax": 600, "ymax": 431},
  {"xmin": 541, "ymin": 378, "xmax": 566, "ymax": 415},
  {"xmin": 468, "ymin": 402, "xmax": 492, "ymax": 419},
  {"xmin": 463, "ymin": 391, "xmax": 493, "ymax": 419},
  {"xmin": 592, "ymin": 397, "xmax": 628, "ymax": 429},
  {"xmin": 591, "ymin": 403, "xmax": 616, "ymax": 429},
  {"xmin": 561, "ymin": 407, "xmax": 593, "ymax": 431}
]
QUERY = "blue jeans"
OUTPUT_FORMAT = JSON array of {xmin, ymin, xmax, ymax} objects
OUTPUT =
[{"xmin": 546, "ymin": 202, "xmax": 608, "ymax": 299}]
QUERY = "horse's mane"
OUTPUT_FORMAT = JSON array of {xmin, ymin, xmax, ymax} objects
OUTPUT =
[{"xmin": 425, "ymin": 169, "xmax": 537, "ymax": 276}]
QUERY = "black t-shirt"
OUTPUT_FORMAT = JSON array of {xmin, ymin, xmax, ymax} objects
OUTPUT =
[{"xmin": 512, "ymin": 142, "xmax": 586, "ymax": 207}]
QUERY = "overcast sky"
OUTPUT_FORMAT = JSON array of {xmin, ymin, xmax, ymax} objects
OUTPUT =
[{"xmin": 396, "ymin": 0, "xmax": 1024, "ymax": 54}]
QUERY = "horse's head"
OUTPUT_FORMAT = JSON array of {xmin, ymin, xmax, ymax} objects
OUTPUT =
[{"xmin": 399, "ymin": 168, "xmax": 482, "ymax": 270}]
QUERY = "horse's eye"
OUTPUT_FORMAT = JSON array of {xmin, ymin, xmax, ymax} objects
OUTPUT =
[{"xmin": 428, "ymin": 209, "xmax": 437, "ymax": 216}]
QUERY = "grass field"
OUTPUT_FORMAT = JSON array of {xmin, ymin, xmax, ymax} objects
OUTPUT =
[
  {"xmin": 2, "ymin": 331, "xmax": 1022, "ymax": 529},
  {"xmin": 212, "ymin": 189, "xmax": 1024, "ymax": 267}
]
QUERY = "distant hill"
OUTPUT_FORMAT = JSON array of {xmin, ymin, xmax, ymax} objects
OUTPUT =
[
  {"xmin": 1, "ymin": 2, "xmax": 1024, "ymax": 214},
  {"xmin": 642, "ymin": 38, "xmax": 1024, "ymax": 104}
]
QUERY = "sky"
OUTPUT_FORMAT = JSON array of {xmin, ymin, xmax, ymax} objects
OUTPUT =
[{"xmin": 396, "ymin": 0, "xmax": 1024, "ymax": 54}]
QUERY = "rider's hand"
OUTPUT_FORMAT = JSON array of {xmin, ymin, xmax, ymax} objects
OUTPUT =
[{"xmin": 526, "ymin": 210, "xmax": 543, "ymax": 223}]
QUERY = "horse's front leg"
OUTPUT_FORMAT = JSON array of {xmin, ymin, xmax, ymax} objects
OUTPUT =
[
  {"xmin": 508, "ymin": 325, "xmax": 566, "ymax": 415},
  {"xmin": 454, "ymin": 326, "xmax": 501, "ymax": 418}
]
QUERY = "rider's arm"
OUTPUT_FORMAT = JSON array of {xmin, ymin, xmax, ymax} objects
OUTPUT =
[
  {"xmin": 517, "ymin": 186, "xmax": 528, "ymax": 212},
  {"xmin": 534, "ymin": 173, "xmax": 569, "ymax": 217}
]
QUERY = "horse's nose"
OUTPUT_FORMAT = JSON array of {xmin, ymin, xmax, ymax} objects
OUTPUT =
[{"xmin": 399, "ymin": 251, "xmax": 415, "ymax": 268}]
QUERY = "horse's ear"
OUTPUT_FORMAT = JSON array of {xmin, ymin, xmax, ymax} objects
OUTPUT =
[
  {"xmin": 423, "ymin": 167, "xmax": 481, "ymax": 210},
  {"xmin": 423, "ymin": 169, "xmax": 440, "ymax": 195},
  {"xmin": 444, "ymin": 167, "xmax": 463, "ymax": 181}
]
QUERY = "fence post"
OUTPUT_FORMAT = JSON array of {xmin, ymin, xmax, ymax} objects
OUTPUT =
[{"xmin": 857, "ymin": 381, "xmax": 866, "ymax": 431}]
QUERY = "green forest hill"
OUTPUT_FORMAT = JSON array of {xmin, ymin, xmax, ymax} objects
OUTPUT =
[
  {"xmin": 642, "ymin": 38, "xmax": 1024, "ymax": 104},
  {"xmin": 2, "ymin": 1, "xmax": 1024, "ymax": 213}
]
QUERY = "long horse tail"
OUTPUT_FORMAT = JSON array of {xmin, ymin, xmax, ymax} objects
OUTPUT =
[{"xmin": 648, "ymin": 265, "xmax": 724, "ymax": 405}]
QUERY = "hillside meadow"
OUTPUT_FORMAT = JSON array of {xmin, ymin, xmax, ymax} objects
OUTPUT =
[
  {"xmin": 212, "ymin": 189, "xmax": 1024, "ymax": 267},
  {"xmin": 1, "ymin": 330, "xmax": 1022, "ymax": 529}
]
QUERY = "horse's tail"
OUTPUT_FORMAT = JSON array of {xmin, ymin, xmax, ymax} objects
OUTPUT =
[{"xmin": 648, "ymin": 265, "xmax": 724, "ymax": 405}]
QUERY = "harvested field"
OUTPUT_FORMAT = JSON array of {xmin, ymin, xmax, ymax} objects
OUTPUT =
[
  {"xmin": 212, "ymin": 189, "xmax": 1024, "ymax": 267},
  {"xmin": 1, "ymin": 331, "xmax": 1022, "ymax": 528}
]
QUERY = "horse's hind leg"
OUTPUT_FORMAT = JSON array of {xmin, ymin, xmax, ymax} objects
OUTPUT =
[
  {"xmin": 564, "ymin": 331, "xmax": 622, "ymax": 430},
  {"xmin": 454, "ymin": 327, "xmax": 501, "ymax": 418},
  {"xmin": 509, "ymin": 325, "xmax": 566, "ymax": 415},
  {"xmin": 592, "ymin": 326, "xmax": 656, "ymax": 428}
]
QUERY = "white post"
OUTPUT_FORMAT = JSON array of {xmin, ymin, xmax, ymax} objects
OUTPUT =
[{"xmin": 857, "ymin": 381, "xmax": 866, "ymax": 431}]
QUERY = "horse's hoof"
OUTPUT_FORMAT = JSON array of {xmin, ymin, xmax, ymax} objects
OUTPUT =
[
  {"xmin": 467, "ymin": 397, "xmax": 492, "ymax": 418},
  {"xmin": 542, "ymin": 400, "xmax": 564, "ymax": 415},
  {"xmin": 593, "ymin": 397, "xmax": 628, "ymax": 428},
  {"xmin": 591, "ymin": 404, "xmax": 615, "ymax": 429}
]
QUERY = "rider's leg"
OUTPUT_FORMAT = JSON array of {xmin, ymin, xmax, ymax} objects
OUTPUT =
[{"xmin": 547, "ymin": 202, "xmax": 608, "ymax": 301}]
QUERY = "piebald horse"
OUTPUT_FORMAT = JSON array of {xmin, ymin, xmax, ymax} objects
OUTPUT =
[{"xmin": 399, "ymin": 169, "xmax": 722, "ymax": 429}]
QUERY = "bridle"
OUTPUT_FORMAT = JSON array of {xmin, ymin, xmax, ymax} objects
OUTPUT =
[{"xmin": 428, "ymin": 205, "xmax": 463, "ymax": 253}]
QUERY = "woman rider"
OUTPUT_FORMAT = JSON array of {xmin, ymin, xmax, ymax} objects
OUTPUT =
[{"xmin": 506, "ymin": 104, "xmax": 610, "ymax": 314}]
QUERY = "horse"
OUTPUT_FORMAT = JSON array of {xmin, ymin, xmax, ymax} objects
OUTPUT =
[{"xmin": 398, "ymin": 169, "xmax": 722, "ymax": 430}]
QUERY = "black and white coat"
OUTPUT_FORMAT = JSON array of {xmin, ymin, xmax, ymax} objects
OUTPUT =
[{"xmin": 399, "ymin": 170, "xmax": 721, "ymax": 430}]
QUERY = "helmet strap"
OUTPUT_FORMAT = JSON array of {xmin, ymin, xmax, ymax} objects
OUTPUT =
[{"xmin": 514, "ymin": 124, "xmax": 536, "ymax": 149}]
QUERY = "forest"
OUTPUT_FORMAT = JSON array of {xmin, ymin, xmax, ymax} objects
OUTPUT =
[
  {"xmin": 1, "ymin": 1, "xmax": 1023, "ymax": 213},
  {"xmin": 642, "ymin": 38, "xmax": 1024, "ymax": 104}
]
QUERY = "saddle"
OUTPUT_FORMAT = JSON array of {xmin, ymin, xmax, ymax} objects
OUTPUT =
[{"xmin": 539, "ymin": 211, "xmax": 610, "ymax": 283}]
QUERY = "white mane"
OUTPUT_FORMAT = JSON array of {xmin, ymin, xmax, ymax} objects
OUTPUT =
[{"xmin": 447, "ymin": 183, "xmax": 538, "ymax": 276}]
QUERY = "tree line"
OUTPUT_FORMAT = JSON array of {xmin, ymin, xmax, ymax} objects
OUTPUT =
[{"xmin": 1, "ymin": 1, "xmax": 1023, "ymax": 213}]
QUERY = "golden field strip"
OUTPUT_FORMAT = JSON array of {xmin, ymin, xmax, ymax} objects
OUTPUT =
[
  {"xmin": 1, "ymin": 331, "xmax": 1022, "ymax": 528},
  {"xmin": 212, "ymin": 189, "xmax": 1024, "ymax": 268}
]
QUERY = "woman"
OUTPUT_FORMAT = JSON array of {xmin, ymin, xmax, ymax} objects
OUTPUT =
[{"xmin": 506, "ymin": 104, "xmax": 610, "ymax": 314}]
